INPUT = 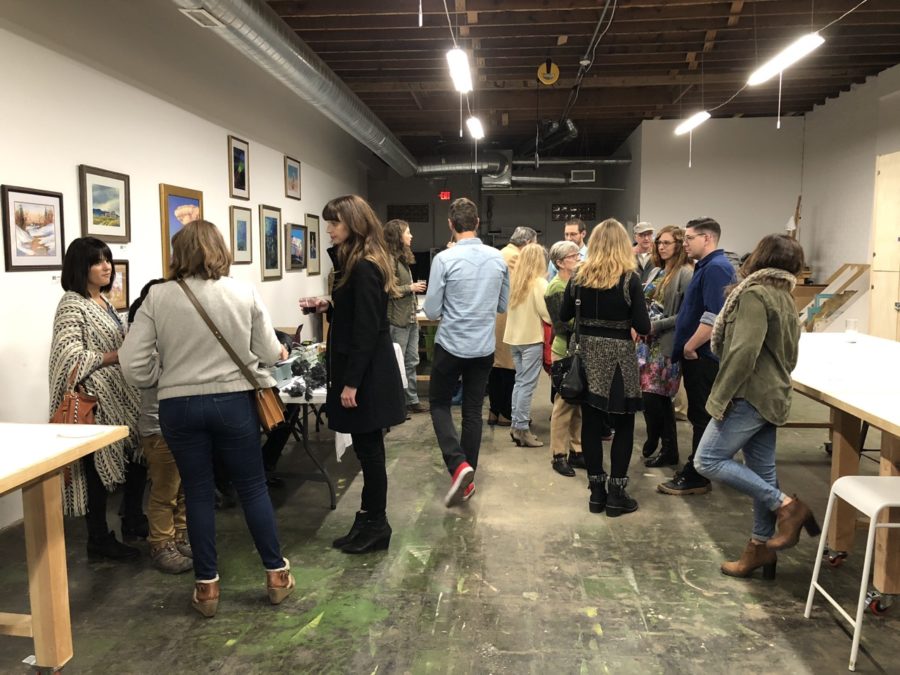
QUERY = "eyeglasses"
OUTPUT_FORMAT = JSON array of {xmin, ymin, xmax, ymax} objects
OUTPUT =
[
  {"xmin": 656, "ymin": 240, "xmax": 676, "ymax": 248},
  {"xmin": 684, "ymin": 233, "xmax": 709, "ymax": 242},
  {"xmin": 563, "ymin": 253, "xmax": 580, "ymax": 260}
]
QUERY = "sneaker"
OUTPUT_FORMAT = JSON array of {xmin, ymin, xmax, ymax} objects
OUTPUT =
[
  {"xmin": 445, "ymin": 462, "xmax": 475, "ymax": 507},
  {"xmin": 657, "ymin": 470, "xmax": 711, "ymax": 496},
  {"xmin": 408, "ymin": 402, "xmax": 430, "ymax": 414},
  {"xmin": 150, "ymin": 540, "xmax": 193, "ymax": 574},
  {"xmin": 462, "ymin": 483, "xmax": 475, "ymax": 502},
  {"xmin": 175, "ymin": 533, "xmax": 193, "ymax": 559}
]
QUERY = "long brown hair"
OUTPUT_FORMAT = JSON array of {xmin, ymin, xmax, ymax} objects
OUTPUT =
[
  {"xmin": 575, "ymin": 218, "xmax": 636, "ymax": 289},
  {"xmin": 383, "ymin": 219, "xmax": 416, "ymax": 265},
  {"xmin": 735, "ymin": 234, "xmax": 805, "ymax": 292},
  {"xmin": 322, "ymin": 195, "xmax": 400, "ymax": 297},
  {"xmin": 651, "ymin": 225, "xmax": 690, "ymax": 299},
  {"xmin": 169, "ymin": 220, "xmax": 231, "ymax": 280}
]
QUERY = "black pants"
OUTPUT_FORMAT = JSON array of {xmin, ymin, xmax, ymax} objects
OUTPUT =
[
  {"xmin": 642, "ymin": 392, "xmax": 678, "ymax": 457},
  {"xmin": 487, "ymin": 366, "xmax": 514, "ymax": 419},
  {"xmin": 83, "ymin": 457, "xmax": 145, "ymax": 540},
  {"xmin": 430, "ymin": 344, "xmax": 494, "ymax": 474},
  {"xmin": 351, "ymin": 429, "xmax": 388, "ymax": 518},
  {"xmin": 681, "ymin": 356, "xmax": 720, "ymax": 477},
  {"xmin": 581, "ymin": 405, "xmax": 635, "ymax": 479},
  {"xmin": 261, "ymin": 404, "xmax": 301, "ymax": 471}
]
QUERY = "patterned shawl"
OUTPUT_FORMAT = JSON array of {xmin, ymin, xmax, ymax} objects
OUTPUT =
[
  {"xmin": 711, "ymin": 268, "xmax": 797, "ymax": 357},
  {"xmin": 49, "ymin": 291, "xmax": 140, "ymax": 516}
]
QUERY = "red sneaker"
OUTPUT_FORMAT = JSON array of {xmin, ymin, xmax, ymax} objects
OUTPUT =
[
  {"xmin": 445, "ymin": 462, "xmax": 474, "ymax": 507},
  {"xmin": 462, "ymin": 483, "xmax": 475, "ymax": 502}
]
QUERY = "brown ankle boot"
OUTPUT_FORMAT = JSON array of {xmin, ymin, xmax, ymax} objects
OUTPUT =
[
  {"xmin": 721, "ymin": 540, "xmax": 777, "ymax": 580},
  {"xmin": 192, "ymin": 577, "xmax": 220, "ymax": 618},
  {"xmin": 767, "ymin": 496, "xmax": 821, "ymax": 551},
  {"xmin": 266, "ymin": 557, "xmax": 296, "ymax": 605}
]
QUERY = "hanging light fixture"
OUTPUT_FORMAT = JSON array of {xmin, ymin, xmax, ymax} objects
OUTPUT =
[
  {"xmin": 466, "ymin": 116, "xmax": 485, "ymax": 139},
  {"xmin": 674, "ymin": 111, "xmax": 710, "ymax": 136},
  {"xmin": 747, "ymin": 32, "xmax": 825, "ymax": 86},
  {"xmin": 446, "ymin": 48, "xmax": 473, "ymax": 93}
]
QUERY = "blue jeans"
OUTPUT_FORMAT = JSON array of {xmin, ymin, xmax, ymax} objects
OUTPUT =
[
  {"xmin": 160, "ymin": 391, "xmax": 285, "ymax": 580},
  {"xmin": 510, "ymin": 343, "xmax": 543, "ymax": 431},
  {"xmin": 695, "ymin": 399, "xmax": 787, "ymax": 541}
]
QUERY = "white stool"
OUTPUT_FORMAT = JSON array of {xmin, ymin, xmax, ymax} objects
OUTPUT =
[{"xmin": 804, "ymin": 475, "xmax": 900, "ymax": 671}]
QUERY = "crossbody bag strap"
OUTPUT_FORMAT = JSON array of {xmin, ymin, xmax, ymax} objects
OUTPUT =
[
  {"xmin": 176, "ymin": 279, "xmax": 261, "ymax": 391},
  {"xmin": 572, "ymin": 284, "xmax": 582, "ymax": 352}
]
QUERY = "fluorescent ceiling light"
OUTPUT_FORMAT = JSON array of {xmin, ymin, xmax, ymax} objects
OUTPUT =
[
  {"xmin": 466, "ymin": 116, "xmax": 485, "ymax": 139},
  {"xmin": 446, "ymin": 48, "xmax": 473, "ymax": 93},
  {"xmin": 747, "ymin": 32, "xmax": 825, "ymax": 86},
  {"xmin": 674, "ymin": 111, "xmax": 710, "ymax": 135}
]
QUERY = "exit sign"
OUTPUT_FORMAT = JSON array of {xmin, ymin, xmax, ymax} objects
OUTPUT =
[{"xmin": 439, "ymin": 191, "xmax": 451, "ymax": 201}]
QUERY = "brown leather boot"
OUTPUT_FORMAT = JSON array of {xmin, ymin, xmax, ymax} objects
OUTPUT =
[
  {"xmin": 721, "ymin": 540, "xmax": 777, "ymax": 580},
  {"xmin": 767, "ymin": 496, "xmax": 821, "ymax": 551},
  {"xmin": 192, "ymin": 577, "xmax": 220, "ymax": 618},
  {"xmin": 266, "ymin": 557, "xmax": 296, "ymax": 605}
]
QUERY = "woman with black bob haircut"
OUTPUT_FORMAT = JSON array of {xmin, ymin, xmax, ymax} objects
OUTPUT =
[
  {"xmin": 49, "ymin": 237, "xmax": 144, "ymax": 560},
  {"xmin": 321, "ymin": 195, "xmax": 407, "ymax": 554},
  {"xmin": 695, "ymin": 234, "xmax": 819, "ymax": 580}
]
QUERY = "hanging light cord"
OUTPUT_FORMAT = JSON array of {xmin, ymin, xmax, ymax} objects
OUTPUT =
[{"xmin": 559, "ymin": 0, "xmax": 616, "ymax": 123}]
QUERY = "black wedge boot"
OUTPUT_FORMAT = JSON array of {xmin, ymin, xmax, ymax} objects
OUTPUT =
[
  {"xmin": 332, "ymin": 511, "xmax": 367, "ymax": 549},
  {"xmin": 588, "ymin": 473, "xmax": 607, "ymax": 514},
  {"xmin": 341, "ymin": 514, "xmax": 392, "ymax": 554},
  {"xmin": 606, "ymin": 477, "xmax": 638, "ymax": 517}
]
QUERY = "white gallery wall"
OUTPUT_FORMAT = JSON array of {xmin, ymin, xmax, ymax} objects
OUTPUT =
[{"xmin": 0, "ymin": 4, "xmax": 370, "ymax": 527}]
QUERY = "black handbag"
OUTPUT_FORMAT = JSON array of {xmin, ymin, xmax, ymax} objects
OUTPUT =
[{"xmin": 551, "ymin": 285, "xmax": 586, "ymax": 403}]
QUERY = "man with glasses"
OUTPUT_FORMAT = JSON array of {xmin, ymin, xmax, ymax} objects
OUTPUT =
[
  {"xmin": 547, "ymin": 217, "xmax": 588, "ymax": 280},
  {"xmin": 658, "ymin": 217, "xmax": 736, "ymax": 496},
  {"xmin": 633, "ymin": 222, "xmax": 655, "ymax": 282}
]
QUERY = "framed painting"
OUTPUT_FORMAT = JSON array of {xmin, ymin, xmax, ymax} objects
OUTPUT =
[
  {"xmin": 285, "ymin": 222, "xmax": 306, "ymax": 271},
  {"xmin": 259, "ymin": 204, "xmax": 282, "ymax": 280},
  {"xmin": 2, "ymin": 185, "xmax": 65, "ymax": 272},
  {"xmin": 78, "ymin": 165, "xmax": 130, "ymax": 243},
  {"xmin": 305, "ymin": 213, "xmax": 320, "ymax": 276},
  {"xmin": 230, "ymin": 205, "xmax": 252, "ymax": 264},
  {"xmin": 228, "ymin": 135, "xmax": 249, "ymax": 200},
  {"xmin": 284, "ymin": 155, "xmax": 301, "ymax": 200},
  {"xmin": 159, "ymin": 184, "xmax": 203, "ymax": 273},
  {"xmin": 108, "ymin": 259, "xmax": 129, "ymax": 311}
]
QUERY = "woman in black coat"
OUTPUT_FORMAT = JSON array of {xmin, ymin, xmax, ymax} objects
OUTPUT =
[{"xmin": 322, "ymin": 195, "xmax": 406, "ymax": 554}]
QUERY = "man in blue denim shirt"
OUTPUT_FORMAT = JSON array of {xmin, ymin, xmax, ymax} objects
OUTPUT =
[
  {"xmin": 658, "ymin": 217, "xmax": 736, "ymax": 496},
  {"xmin": 424, "ymin": 197, "xmax": 509, "ymax": 507}
]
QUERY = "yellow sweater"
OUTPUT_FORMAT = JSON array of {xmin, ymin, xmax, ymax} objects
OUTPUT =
[{"xmin": 504, "ymin": 278, "xmax": 551, "ymax": 346}]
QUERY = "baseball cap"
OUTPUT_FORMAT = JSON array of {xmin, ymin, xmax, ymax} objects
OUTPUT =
[{"xmin": 633, "ymin": 222, "xmax": 654, "ymax": 235}]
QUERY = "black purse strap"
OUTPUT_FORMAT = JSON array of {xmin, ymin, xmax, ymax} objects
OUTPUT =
[
  {"xmin": 176, "ymin": 279, "xmax": 261, "ymax": 391},
  {"xmin": 571, "ymin": 284, "xmax": 582, "ymax": 353}
]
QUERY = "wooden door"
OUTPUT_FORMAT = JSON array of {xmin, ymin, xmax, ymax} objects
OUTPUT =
[{"xmin": 870, "ymin": 152, "xmax": 900, "ymax": 341}]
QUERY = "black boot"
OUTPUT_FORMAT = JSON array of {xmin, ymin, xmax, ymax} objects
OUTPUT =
[
  {"xmin": 645, "ymin": 435, "xmax": 679, "ymax": 467},
  {"xmin": 606, "ymin": 477, "xmax": 639, "ymax": 517},
  {"xmin": 567, "ymin": 451, "xmax": 587, "ymax": 470},
  {"xmin": 641, "ymin": 393, "xmax": 663, "ymax": 457},
  {"xmin": 332, "ymin": 511, "xmax": 367, "ymax": 549},
  {"xmin": 551, "ymin": 454, "xmax": 575, "ymax": 477},
  {"xmin": 87, "ymin": 530, "xmax": 140, "ymax": 561},
  {"xmin": 588, "ymin": 473, "xmax": 607, "ymax": 514},
  {"xmin": 121, "ymin": 514, "xmax": 149, "ymax": 541},
  {"xmin": 341, "ymin": 514, "xmax": 392, "ymax": 554}
]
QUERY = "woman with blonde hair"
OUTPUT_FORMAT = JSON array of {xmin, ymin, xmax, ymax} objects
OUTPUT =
[
  {"xmin": 560, "ymin": 219, "xmax": 651, "ymax": 516},
  {"xmin": 504, "ymin": 242, "xmax": 552, "ymax": 447},
  {"xmin": 320, "ymin": 195, "xmax": 407, "ymax": 554},
  {"xmin": 120, "ymin": 220, "xmax": 294, "ymax": 617},
  {"xmin": 638, "ymin": 226, "xmax": 694, "ymax": 468}
]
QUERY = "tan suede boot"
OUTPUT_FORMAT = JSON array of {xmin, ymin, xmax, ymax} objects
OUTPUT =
[{"xmin": 721, "ymin": 540, "xmax": 777, "ymax": 580}]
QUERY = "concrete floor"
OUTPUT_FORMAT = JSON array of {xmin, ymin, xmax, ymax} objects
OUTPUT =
[{"xmin": 1, "ymin": 378, "xmax": 898, "ymax": 674}]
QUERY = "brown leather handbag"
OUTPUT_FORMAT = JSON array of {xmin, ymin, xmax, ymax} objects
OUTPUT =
[
  {"xmin": 50, "ymin": 368, "xmax": 98, "ymax": 425},
  {"xmin": 177, "ymin": 280, "xmax": 285, "ymax": 432}
]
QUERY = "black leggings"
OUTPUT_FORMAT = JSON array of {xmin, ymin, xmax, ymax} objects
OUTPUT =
[
  {"xmin": 83, "ymin": 457, "xmax": 146, "ymax": 540},
  {"xmin": 580, "ymin": 405, "xmax": 635, "ymax": 479},
  {"xmin": 351, "ymin": 429, "xmax": 387, "ymax": 518}
]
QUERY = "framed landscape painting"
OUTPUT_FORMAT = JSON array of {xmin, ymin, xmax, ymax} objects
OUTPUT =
[
  {"xmin": 230, "ymin": 206, "xmax": 252, "ymax": 264},
  {"xmin": 259, "ymin": 204, "xmax": 282, "ymax": 280},
  {"xmin": 285, "ymin": 222, "xmax": 306, "ymax": 271},
  {"xmin": 159, "ymin": 184, "xmax": 203, "ymax": 273},
  {"xmin": 284, "ymin": 155, "xmax": 301, "ymax": 200},
  {"xmin": 78, "ymin": 165, "xmax": 130, "ymax": 243},
  {"xmin": 305, "ymin": 213, "xmax": 320, "ymax": 276},
  {"xmin": 2, "ymin": 185, "xmax": 65, "ymax": 272},
  {"xmin": 108, "ymin": 259, "xmax": 129, "ymax": 311},
  {"xmin": 228, "ymin": 135, "xmax": 249, "ymax": 200}
]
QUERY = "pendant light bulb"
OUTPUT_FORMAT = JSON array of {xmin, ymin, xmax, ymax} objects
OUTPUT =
[
  {"xmin": 747, "ymin": 32, "xmax": 825, "ymax": 86},
  {"xmin": 446, "ymin": 48, "xmax": 473, "ymax": 94},
  {"xmin": 674, "ymin": 111, "xmax": 710, "ymax": 136},
  {"xmin": 466, "ymin": 116, "xmax": 485, "ymax": 140}
]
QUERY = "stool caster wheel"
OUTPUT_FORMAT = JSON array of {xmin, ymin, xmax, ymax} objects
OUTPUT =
[
  {"xmin": 866, "ymin": 590, "xmax": 894, "ymax": 616},
  {"xmin": 823, "ymin": 548, "xmax": 848, "ymax": 567},
  {"xmin": 823, "ymin": 441, "xmax": 832, "ymax": 456}
]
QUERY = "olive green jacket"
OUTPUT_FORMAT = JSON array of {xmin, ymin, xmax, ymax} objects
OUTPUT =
[
  {"xmin": 387, "ymin": 258, "xmax": 417, "ymax": 327},
  {"xmin": 706, "ymin": 283, "xmax": 800, "ymax": 425}
]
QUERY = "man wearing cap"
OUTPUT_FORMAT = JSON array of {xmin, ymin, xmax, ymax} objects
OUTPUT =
[{"xmin": 633, "ymin": 222, "xmax": 655, "ymax": 283}]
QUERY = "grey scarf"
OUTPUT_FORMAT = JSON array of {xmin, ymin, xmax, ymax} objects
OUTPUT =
[{"xmin": 711, "ymin": 267, "xmax": 797, "ymax": 356}]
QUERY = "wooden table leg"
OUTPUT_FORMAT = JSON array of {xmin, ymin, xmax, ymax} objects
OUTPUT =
[
  {"xmin": 874, "ymin": 432, "xmax": 900, "ymax": 594},
  {"xmin": 22, "ymin": 472, "xmax": 73, "ymax": 670},
  {"xmin": 828, "ymin": 408, "xmax": 861, "ymax": 553}
]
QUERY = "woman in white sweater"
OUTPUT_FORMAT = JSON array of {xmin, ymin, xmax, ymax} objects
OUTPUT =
[
  {"xmin": 120, "ymin": 220, "xmax": 294, "ymax": 618},
  {"xmin": 503, "ymin": 242, "xmax": 552, "ymax": 447}
]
